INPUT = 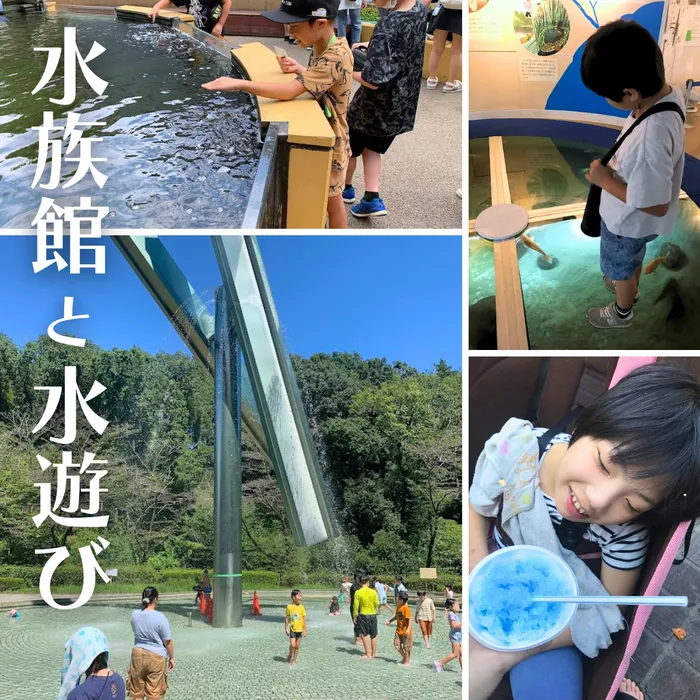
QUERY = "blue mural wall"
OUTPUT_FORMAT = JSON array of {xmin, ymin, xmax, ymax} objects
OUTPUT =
[{"xmin": 545, "ymin": 2, "xmax": 665, "ymax": 117}]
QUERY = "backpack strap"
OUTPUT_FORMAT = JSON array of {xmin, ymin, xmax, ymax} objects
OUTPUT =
[{"xmin": 601, "ymin": 101, "xmax": 685, "ymax": 167}]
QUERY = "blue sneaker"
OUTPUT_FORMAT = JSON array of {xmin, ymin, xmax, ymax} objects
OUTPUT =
[
  {"xmin": 342, "ymin": 185, "xmax": 356, "ymax": 203},
  {"xmin": 351, "ymin": 197, "xmax": 387, "ymax": 218}
]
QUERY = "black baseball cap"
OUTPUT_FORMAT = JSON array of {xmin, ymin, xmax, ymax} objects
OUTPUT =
[{"xmin": 262, "ymin": 0, "xmax": 339, "ymax": 24}]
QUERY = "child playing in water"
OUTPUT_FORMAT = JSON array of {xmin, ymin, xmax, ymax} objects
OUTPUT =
[
  {"xmin": 434, "ymin": 598, "xmax": 461, "ymax": 673},
  {"xmin": 468, "ymin": 363, "xmax": 700, "ymax": 700},
  {"xmin": 285, "ymin": 589, "xmax": 307, "ymax": 665},
  {"xmin": 373, "ymin": 577, "xmax": 393, "ymax": 615},
  {"xmin": 329, "ymin": 595, "xmax": 341, "ymax": 615},
  {"xmin": 415, "ymin": 590, "xmax": 436, "ymax": 648},
  {"xmin": 202, "ymin": 0, "xmax": 352, "ymax": 229},
  {"xmin": 581, "ymin": 21, "xmax": 686, "ymax": 329},
  {"xmin": 387, "ymin": 591, "xmax": 413, "ymax": 666}
]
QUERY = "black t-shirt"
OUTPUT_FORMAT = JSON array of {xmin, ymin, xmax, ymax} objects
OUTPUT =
[
  {"xmin": 347, "ymin": 1, "xmax": 427, "ymax": 137},
  {"xmin": 171, "ymin": 0, "xmax": 221, "ymax": 29},
  {"xmin": 349, "ymin": 582, "xmax": 361, "ymax": 610}
]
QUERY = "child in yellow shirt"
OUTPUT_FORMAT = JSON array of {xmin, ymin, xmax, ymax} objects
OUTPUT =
[{"xmin": 285, "ymin": 589, "xmax": 307, "ymax": 665}]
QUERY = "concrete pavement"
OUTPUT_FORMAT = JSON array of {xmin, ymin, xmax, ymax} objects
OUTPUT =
[{"xmin": 625, "ymin": 520, "xmax": 700, "ymax": 700}]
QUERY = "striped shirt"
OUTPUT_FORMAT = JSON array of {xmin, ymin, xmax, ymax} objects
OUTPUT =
[{"xmin": 493, "ymin": 429, "xmax": 649, "ymax": 571}]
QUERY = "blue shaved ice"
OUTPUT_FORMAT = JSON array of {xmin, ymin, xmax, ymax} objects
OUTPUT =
[{"xmin": 469, "ymin": 546, "xmax": 577, "ymax": 651}]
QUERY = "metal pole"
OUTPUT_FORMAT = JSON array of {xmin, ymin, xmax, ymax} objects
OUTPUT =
[{"xmin": 213, "ymin": 286, "xmax": 243, "ymax": 628}]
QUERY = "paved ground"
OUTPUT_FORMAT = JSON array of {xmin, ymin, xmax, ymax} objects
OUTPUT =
[
  {"xmin": 1, "ymin": 593, "xmax": 461, "ymax": 699},
  {"xmin": 625, "ymin": 520, "xmax": 700, "ymax": 700},
  {"xmin": 226, "ymin": 35, "xmax": 463, "ymax": 230}
]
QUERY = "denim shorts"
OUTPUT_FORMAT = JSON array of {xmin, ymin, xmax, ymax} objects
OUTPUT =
[{"xmin": 600, "ymin": 218, "xmax": 657, "ymax": 280}]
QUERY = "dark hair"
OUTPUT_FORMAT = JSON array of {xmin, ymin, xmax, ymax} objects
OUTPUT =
[
  {"xmin": 141, "ymin": 586, "xmax": 158, "ymax": 610},
  {"xmin": 445, "ymin": 598, "xmax": 456, "ymax": 610},
  {"xmin": 291, "ymin": 588, "xmax": 301, "ymax": 598},
  {"xmin": 571, "ymin": 364, "xmax": 700, "ymax": 526},
  {"xmin": 581, "ymin": 20, "xmax": 664, "ymax": 102},
  {"xmin": 359, "ymin": 574, "xmax": 369, "ymax": 585},
  {"xmin": 396, "ymin": 577, "xmax": 403, "ymax": 583},
  {"xmin": 417, "ymin": 590, "xmax": 426, "ymax": 597},
  {"xmin": 398, "ymin": 591, "xmax": 409, "ymax": 604},
  {"xmin": 86, "ymin": 651, "xmax": 108, "ymax": 677}
]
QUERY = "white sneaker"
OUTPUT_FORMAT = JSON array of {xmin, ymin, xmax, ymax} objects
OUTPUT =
[{"xmin": 442, "ymin": 80, "xmax": 462, "ymax": 93}]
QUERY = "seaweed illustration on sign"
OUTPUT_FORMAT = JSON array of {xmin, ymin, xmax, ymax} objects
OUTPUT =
[{"xmin": 514, "ymin": 0, "xmax": 571, "ymax": 56}]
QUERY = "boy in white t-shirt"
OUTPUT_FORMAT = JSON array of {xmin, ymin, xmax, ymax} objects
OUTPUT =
[{"xmin": 581, "ymin": 20, "xmax": 685, "ymax": 329}]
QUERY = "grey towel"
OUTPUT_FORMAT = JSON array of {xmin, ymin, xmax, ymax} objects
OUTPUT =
[{"xmin": 470, "ymin": 418, "xmax": 625, "ymax": 658}]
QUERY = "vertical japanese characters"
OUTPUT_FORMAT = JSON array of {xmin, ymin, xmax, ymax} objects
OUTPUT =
[
  {"xmin": 31, "ymin": 26, "xmax": 109, "ymax": 238},
  {"xmin": 32, "ymin": 246, "xmax": 111, "ymax": 610}
]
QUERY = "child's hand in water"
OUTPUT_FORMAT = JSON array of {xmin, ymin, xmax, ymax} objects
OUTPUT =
[
  {"xmin": 277, "ymin": 56, "xmax": 303, "ymax": 75},
  {"xmin": 586, "ymin": 159, "xmax": 614, "ymax": 187},
  {"xmin": 202, "ymin": 78, "xmax": 244, "ymax": 92}
]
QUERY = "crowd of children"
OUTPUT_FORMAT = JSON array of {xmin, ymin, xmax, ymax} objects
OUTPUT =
[{"xmin": 272, "ymin": 574, "xmax": 460, "ymax": 670}]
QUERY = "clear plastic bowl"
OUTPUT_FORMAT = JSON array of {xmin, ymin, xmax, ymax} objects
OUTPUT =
[{"xmin": 469, "ymin": 545, "xmax": 578, "ymax": 652}]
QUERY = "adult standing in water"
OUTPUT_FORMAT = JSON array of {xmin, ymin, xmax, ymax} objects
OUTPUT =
[
  {"xmin": 149, "ymin": 0, "xmax": 231, "ymax": 37},
  {"xmin": 126, "ymin": 587, "xmax": 175, "ymax": 700}
]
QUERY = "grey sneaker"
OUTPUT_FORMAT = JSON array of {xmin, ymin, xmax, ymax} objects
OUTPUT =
[
  {"xmin": 602, "ymin": 275, "xmax": 639, "ymax": 304},
  {"xmin": 588, "ymin": 302, "xmax": 633, "ymax": 329}
]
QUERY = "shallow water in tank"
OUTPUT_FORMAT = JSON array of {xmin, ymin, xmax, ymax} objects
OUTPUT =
[
  {"xmin": 469, "ymin": 137, "xmax": 700, "ymax": 349},
  {"xmin": 0, "ymin": 13, "xmax": 261, "ymax": 227},
  {"xmin": 470, "ymin": 198, "xmax": 700, "ymax": 350}
]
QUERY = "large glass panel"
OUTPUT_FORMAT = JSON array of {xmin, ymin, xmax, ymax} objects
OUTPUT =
[
  {"xmin": 112, "ymin": 234, "xmax": 334, "ymax": 545},
  {"xmin": 469, "ymin": 137, "xmax": 492, "ymax": 220},
  {"xmin": 212, "ymin": 237, "xmax": 334, "ymax": 546},
  {"xmin": 468, "ymin": 236, "xmax": 497, "ymax": 349},
  {"xmin": 519, "ymin": 198, "xmax": 700, "ymax": 349},
  {"xmin": 503, "ymin": 137, "xmax": 608, "ymax": 211},
  {"xmin": 110, "ymin": 235, "xmax": 263, "ymax": 427}
]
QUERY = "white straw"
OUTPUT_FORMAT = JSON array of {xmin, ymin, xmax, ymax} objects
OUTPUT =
[{"xmin": 530, "ymin": 595, "xmax": 687, "ymax": 606}]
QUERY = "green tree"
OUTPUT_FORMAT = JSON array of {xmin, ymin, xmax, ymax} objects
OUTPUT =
[{"xmin": 0, "ymin": 333, "xmax": 19, "ymax": 413}]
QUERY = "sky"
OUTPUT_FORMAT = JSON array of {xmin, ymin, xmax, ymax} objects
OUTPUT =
[{"xmin": 0, "ymin": 235, "xmax": 462, "ymax": 372}]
